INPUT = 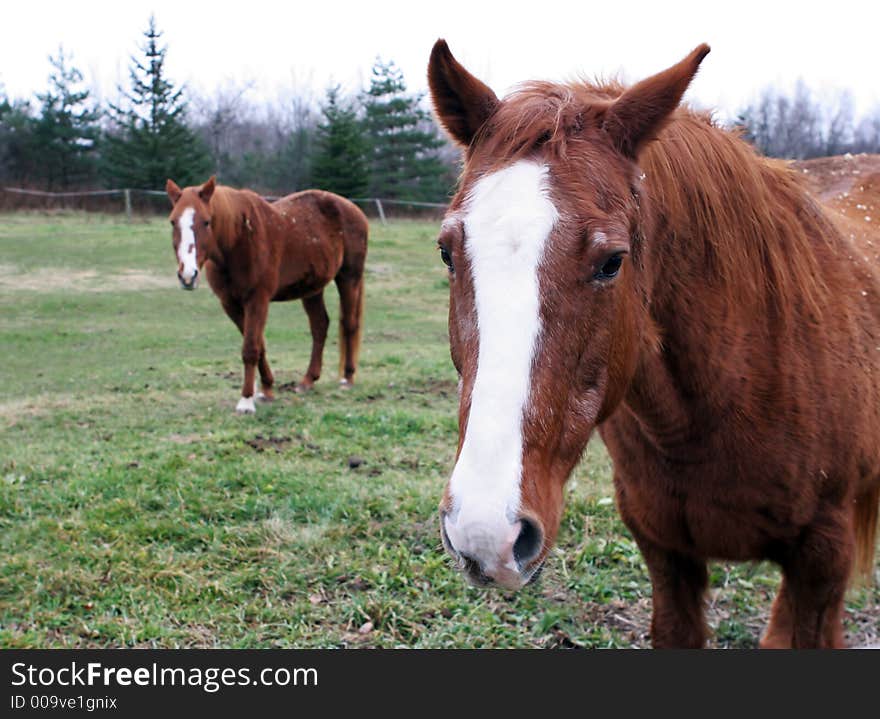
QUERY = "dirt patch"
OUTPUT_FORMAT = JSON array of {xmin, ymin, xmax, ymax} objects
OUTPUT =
[
  {"xmin": 0, "ymin": 264, "xmax": 173, "ymax": 293},
  {"xmin": 244, "ymin": 434, "xmax": 292, "ymax": 453},
  {"xmin": 404, "ymin": 378, "xmax": 458, "ymax": 398}
]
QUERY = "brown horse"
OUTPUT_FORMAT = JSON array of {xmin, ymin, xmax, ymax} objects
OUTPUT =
[
  {"xmin": 166, "ymin": 177, "xmax": 368, "ymax": 413},
  {"xmin": 428, "ymin": 40, "xmax": 880, "ymax": 648}
]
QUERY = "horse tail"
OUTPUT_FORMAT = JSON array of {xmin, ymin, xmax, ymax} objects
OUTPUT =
[{"xmin": 853, "ymin": 484, "xmax": 879, "ymax": 583}]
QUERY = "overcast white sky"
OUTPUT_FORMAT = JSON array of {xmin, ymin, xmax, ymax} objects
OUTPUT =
[{"xmin": 3, "ymin": 0, "xmax": 879, "ymax": 122}]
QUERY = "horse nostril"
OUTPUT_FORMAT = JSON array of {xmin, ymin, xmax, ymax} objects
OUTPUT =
[{"xmin": 513, "ymin": 517, "xmax": 543, "ymax": 568}]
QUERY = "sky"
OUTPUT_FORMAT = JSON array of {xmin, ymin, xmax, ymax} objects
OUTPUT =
[{"xmin": 3, "ymin": 0, "xmax": 879, "ymax": 123}]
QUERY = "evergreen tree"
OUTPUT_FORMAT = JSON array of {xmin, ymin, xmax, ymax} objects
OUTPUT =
[
  {"xmin": 362, "ymin": 58, "xmax": 449, "ymax": 201},
  {"xmin": 33, "ymin": 47, "xmax": 100, "ymax": 189},
  {"xmin": 271, "ymin": 123, "xmax": 314, "ymax": 193},
  {"xmin": 310, "ymin": 86, "xmax": 369, "ymax": 198},
  {"xmin": 0, "ymin": 88, "xmax": 38, "ymax": 184},
  {"xmin": 102, "ymin": 16, "xmax": 210, "ymax": 189}
]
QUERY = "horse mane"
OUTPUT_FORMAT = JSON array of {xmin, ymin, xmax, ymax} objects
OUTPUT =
[
  {"xmin": 209, "ymin": 185, "xmax": 268, "ymax": 241},
  {"xmin": 475, "ymin": 80, "xmax": 836, "ymax": 319}
]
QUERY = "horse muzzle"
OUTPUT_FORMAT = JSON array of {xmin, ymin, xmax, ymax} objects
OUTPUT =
[
  {"xmin": 439, "ymin": 509, "xmax": 545, "ymax": 590},
  {"xmin": 178, "ymin": 269, "xmax": 199, "ymax": 290}
]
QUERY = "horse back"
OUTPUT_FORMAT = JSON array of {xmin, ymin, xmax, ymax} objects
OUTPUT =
[{"xmin": 268, "ymin": 190, "xmax": 369, "ymax": 300}]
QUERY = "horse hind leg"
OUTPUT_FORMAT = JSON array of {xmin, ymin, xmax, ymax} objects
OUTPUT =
[
  {"xmin": 296, "ymin": 291, "xmax": 330, "ymax": 392},
  {"xmin": 335, "ymin": 274, "xmax": 365, "ymax": 387}
]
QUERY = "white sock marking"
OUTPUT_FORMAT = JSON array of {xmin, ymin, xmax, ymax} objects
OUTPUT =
[{"xmin": 236, "ymin": 396, "xmax": 256, "ymax": 414}]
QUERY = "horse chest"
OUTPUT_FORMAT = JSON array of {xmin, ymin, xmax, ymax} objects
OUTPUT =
[{"xmin": 603, "ymin": 426, "xmax": 805, "ymax": 560}]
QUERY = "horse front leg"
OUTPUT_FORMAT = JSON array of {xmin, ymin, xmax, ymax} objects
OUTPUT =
[
  {"xmin": 255, "ymin": 340, "xmax": 275, "ymax": 402},
  {"xmin": 236, "ymin": 295, "xmax": 271, "ymax": 414},
  {"xmin": 295, "ymin": 292, "xmax": 329, "ymax": 392},
  {"xmin": 631, "ymin": 529, "xmax": 709, "ymax": 648}
]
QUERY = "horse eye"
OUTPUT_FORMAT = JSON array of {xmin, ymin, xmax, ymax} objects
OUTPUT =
[
  {"xmin": 595, "ymin": 253, "xmax": 624, "ymax": 280},
  {"xmin": 203, "ymin": 220, "xmax": 211, "ymax": 228},
  {"xmin": 439, "ymin": 246, "xmax": 454, "ymax": 272}
]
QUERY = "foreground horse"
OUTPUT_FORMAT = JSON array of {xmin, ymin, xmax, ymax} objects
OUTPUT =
[
  {"xmin": 166, "ymin": 177, "xmax": 368, "ymax": 412},
  {"xmin": 428, "ymin": 40, "xmax": 880, "ymax": 647}
]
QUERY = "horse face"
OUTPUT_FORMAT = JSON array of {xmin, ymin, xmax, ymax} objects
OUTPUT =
[
  {"xmin": 428, "ymin": 40, "xmax": 708, "ymax": 589},
  {"xmin": 166, "ymin": 177, "xmax": 217, "ymax": 290}
]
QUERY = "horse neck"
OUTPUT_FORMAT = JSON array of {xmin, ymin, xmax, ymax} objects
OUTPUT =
[
  {"xmin": 210, "ymin": 187, "xmax": 264, "ymax": 260},
  {"xmin": 623, "ymin": 118, "xmax": 833, "ymax": 442}
]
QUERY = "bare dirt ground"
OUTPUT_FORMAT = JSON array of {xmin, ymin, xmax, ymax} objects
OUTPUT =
[{"xmin": 0, "ymin": 265, "xmax": 172, "ymax": 292}]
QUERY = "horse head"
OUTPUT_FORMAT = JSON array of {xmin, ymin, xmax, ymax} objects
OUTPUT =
[
  {"xmin": 166, "ymin": 176, "xmax": 218, "ymax": 290},
  {"xmin": 428, "ymin": 40, "xmax": 709, "ymax": 589}
]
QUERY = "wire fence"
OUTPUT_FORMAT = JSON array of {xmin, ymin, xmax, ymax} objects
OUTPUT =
[{"xmin": 0, "ymin": 187, "xmax": 448, "ymax": 224}]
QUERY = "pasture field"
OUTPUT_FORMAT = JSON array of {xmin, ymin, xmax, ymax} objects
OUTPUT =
[{"xmin": 0, "ymin": 212, "xmax": 877, "ymax": 648}]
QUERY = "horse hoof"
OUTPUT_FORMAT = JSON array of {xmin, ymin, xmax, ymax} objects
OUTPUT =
[
  {"xmin": 339, "ymin": 378, "xmax": 353, "ymax": 390},
  {"xmin": 256, "ymin": 390, "xmax": 274, "ymax": 402},
  {"xmin": 235, "ymin": 396, "xmax": 257, "ymax": 414},
  {"xmin": 293, "ymin": 382, "xmax": 313, "ymax": 394}
]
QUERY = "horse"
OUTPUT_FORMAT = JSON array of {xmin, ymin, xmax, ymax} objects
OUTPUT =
[
  {"xmin": 427, "ymin": 39, "xmax": 880, "ymax": 648},
  {"xmin": 166, "ymin": 177, "xmax": 368, "ymax": 413}
]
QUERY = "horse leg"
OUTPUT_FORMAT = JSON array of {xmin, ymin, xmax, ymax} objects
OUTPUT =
[
  {"xmin": 633, "ymin": 533, "xmax": 709, "ymax": 648},
  {"xmin": 779, "ymin": 510, "xmax": 852, "ymax": 648},
  {"xmin": 255, "ymin": 339, "xmax": 275, "ymax": 402},
  {"xmin": 334, "ymin": 274, "xmax": 364, "ymax": 386},
  {"xmin": 221, "ymin": 296, "xmax": 273, "ymax": 402},
  {"xmin": 296, "ymin": 291, "xmax": 329, "ymax": 392},
  {"xmin": 236, "ymin": 295, "xmax": 270, "ymax": 414},
  {"xmin": 760, "ymin": 577, "xmax": 795, "ymax": 648}
]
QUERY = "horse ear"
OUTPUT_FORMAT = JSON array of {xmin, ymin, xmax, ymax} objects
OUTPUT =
[
  {"xmin": 603, "ymin": 44, "xmax": 710, "ymax": 158},
  {"xmin": 428, "ymin": 39, "xmax": 499, "ymax": 147},
  {"xmin": 199, "ymin": 176, "xmax": 217, "ymax": 203},
  {"xmin": 166, "ymin": 179, "xmax": 182, "ymax": 206}
]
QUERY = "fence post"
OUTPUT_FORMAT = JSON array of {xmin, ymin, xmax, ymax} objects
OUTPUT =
[
  {"xmin": 124, "ymin": 189, "xmax": 132, "ymax": 222},
  {"xmin": 374, "ymin": 199, "xmax": 387, "ymax": 226}
]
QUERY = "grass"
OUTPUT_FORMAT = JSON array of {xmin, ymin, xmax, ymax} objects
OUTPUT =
[{"xmin": 0, "ymin": 211, "xmax": 877, "ymax": 648}]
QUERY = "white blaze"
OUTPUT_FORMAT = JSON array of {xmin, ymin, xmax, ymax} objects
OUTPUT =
[
  {"xmin": 445, "ymin": 160, "xmax": 557, "ymax": 572},
  {"xmin": 177, "ymin": 207, "xmax": 198, "ymax": 282}
]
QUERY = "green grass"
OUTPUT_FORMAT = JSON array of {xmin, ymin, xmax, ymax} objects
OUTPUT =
[{"xmin": 0, "ymin": 211, "xmax": 877, "ymax": 648}]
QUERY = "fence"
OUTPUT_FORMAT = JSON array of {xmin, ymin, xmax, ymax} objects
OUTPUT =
[{"xmin": 0, "ymin": 187, "xmax": 448, "ymax": 224}]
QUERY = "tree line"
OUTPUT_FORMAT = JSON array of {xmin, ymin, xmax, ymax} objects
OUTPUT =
[
  {"xmin": 0, "ymin": 16, "xmax": 457, "ymax": 202},
  {"xmin": 737, "ymin": 81, "xmax": 880, "ymax": 160},
  {"xmin": 3, "ymin": 17, "xmax": 880, "ymax": 201}
]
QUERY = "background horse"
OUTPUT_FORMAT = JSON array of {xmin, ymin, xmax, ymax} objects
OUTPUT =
[
  {"xmin": 428, "ymin": 40, "xmax": 880, "ymax": 647},
  {"xmin": 166, "ymin": 177, "xmax": 368, "ymax": 413}
]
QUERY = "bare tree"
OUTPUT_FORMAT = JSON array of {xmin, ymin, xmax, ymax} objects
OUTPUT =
[
  {"xmin": 191, "ymin": 80, "xmax": 255, "ymax": 178},
  {"xmin": 738, "ymin": 80, "xmax": 879, "ymax": 159}
]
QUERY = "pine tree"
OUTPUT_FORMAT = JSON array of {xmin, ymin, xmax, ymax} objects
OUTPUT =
[
  {"xmin": 310, "ymin": 86, "xmax": 369, "ymax": 198},
  {"xmin": 33, "ymin": 47, "xmax": 100, "ymax": 189},
  {"xmin": 0, "ymin": 87, "xmax": 38, "ymax": 185},
  {"xmin": 102, "ymin": 16, "xmax": 210, "ymax": 189},
  {"xmin": 362, "ymin": 58, "xmax": 449, "ymax": 202}
]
